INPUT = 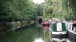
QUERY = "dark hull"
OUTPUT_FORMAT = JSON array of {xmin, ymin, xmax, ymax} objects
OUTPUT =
[
  {"xmin": 68, "ymin": 37, "xmax": 76, "ymax": 42},
  {"xmin": 68, "ymin": 31, "xmax": 76, "ymax": 40}
]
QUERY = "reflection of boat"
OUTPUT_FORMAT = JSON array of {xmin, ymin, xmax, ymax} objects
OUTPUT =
[
  {"xmin": 43, "ymin": 26, "xmax": 49, "ymax": 29},
  {"xmin": 51, "ymin": 37, "xmax": 72, "ymax": 42},
  {"xmin": 51, "ymin": 22, "xmax": 67, "ymax": 38},
  {"xmin": 51, "ymin": 38, "xmax": 67, "ymax": 42}
]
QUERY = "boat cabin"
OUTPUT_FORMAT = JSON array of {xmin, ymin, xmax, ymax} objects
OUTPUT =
[{"xmin": 51, "ymin": 22, "xmax": 66, "ymax": 32}]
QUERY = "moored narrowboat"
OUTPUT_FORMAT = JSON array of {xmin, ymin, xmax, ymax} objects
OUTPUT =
[
  {"xmin": 68, "ymin": 23, "xmax": 76, "ymax": 40},
  {"xmin": 51, "ymin": 21, "xmax": 67, "ymax": 38},
  {"xmin": 67, "ymin": 19, "xmax": 76, "ymax": 40},
  {"xmin": 42, "ymin": 21, "xmax": 50, "ymax": 30}
]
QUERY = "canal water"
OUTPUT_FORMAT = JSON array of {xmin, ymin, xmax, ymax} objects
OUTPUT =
[{"xmin": 0, "ymin": 24, "xmax": 74, "ymax": 42}]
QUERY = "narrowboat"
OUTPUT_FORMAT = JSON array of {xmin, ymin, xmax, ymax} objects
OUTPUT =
[
  {"xmin": 67, "ymin": 19, "xmax": 76, "ymax": 40},
  {"xmin": 42, "ymin": 21, "xmax": 49, "ymax": 29},
  {"xmin": 68, "ymin": 23, "xmax": 76, "ymax": 40},
  {"xmin": 51, "ymin": 38, "xmax": 68, "ymax": 42},
  {"xmin": 68, "ymin": 35, "xmax": 76, "ymax": 42},
  {"xmin": 51, "ymin": 21, "xmax": 67, "ymax": 38}
]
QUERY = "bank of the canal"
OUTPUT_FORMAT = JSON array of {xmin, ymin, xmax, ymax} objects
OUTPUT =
[{"xmin": 0, "ymin": 20, "xmax": 36, "ymax": 32}]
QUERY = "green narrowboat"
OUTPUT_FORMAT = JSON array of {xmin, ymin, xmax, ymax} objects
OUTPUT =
[{"xmin": 51, "ymin": 22, "xmax": 67, "ymax": 37}]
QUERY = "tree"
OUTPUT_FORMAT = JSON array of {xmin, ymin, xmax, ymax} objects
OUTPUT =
[
  {"xmin": 43, "ymin": 0, "xmax": 53, "ymax": 18},
  {"xmin": 0, "ymin": 0, "xmax": 37, "ymax": 22}
]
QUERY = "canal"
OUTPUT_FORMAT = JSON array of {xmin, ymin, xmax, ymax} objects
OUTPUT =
[{"xmin": 0, "ymin": 24, "xmax": 74, "ymax": 42}]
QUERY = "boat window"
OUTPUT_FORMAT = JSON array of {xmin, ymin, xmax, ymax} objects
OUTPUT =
[
  {"xmin": 72, "ymin": 24, "xmax": 76, "ymax": 31},
  {"xmin": 74, "ymin": 27, "xmax": 76, "ymax": 32},
  {"xmin": 73, "ymin": 24, "xmax": 76, "ymax": 27}
]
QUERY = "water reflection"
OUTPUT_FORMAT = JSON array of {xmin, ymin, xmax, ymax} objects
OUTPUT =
[
  {"xmin": 34, "ymin": 38, "xmax": 45, "ymax": 42},
  {"xmin": 43, "ymin": 28, "xmax": 50, "ymax": 42},
  {"xmin": 0, "ymin": 24, "xmax": 75, "ymax": 42},
  {"xmin": 0, "ymin": 24, "xmax": 43, "ymax": 42},
  {"xmin": 51, "ymin": 38, "xmax": 70, "ymax": 42}
]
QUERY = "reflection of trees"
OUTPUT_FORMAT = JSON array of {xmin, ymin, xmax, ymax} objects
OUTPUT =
[
  {"xmin": 0, "ymin": 24, "xmax": 43, "ymax": 42},
  {"xmin": 43, "ymin": 29, "xmax": 50, "ymax": 42}
]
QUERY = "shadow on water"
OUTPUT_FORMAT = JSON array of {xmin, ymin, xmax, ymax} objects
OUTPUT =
[{"xmin": 0, "ymin": 24, "xmax": 43, "ymax": 42}]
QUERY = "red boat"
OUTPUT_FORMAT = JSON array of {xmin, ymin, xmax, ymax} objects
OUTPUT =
[{"xmin": 42, "ymin": 21, "xmax": 50, "ymax": 29}]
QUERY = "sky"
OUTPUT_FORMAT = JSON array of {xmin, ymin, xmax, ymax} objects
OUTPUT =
[{"xmin": 33, "ymin": 0, "xmax": 45, "ymax": 4}]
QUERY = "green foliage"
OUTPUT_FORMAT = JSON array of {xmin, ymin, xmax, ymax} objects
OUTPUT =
[
  {"xmin": 43, "ymin": 0, "xmax": 53, "ymax": 18},
  {"xmin": 0, "ymin": 0, "xmax": 37, "ymax": 22},
  {"xmin": 62, "ymin": 0, "xmax": 76, "ymax": 20},
  {"xmin": 49, "ymin": 0, "xmax": 76, "ymax": 20},
  {"xmin": 36, "ymin": 4, "xmax": 43, "ymax": 16}
]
